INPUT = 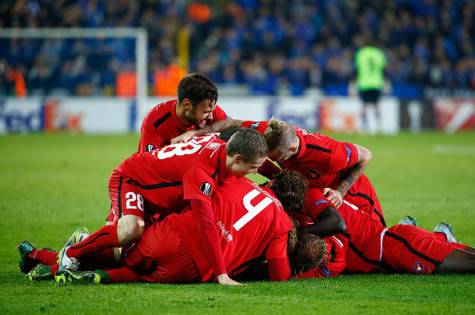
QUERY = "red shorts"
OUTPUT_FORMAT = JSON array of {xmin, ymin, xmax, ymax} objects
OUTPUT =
[
  {"xmin": 344, "ymin": 175, "xmax": 385, "ymax": 227},
  {"xmin": 382, "ymin": 225, "xmax": 458, "ymax": 274},
  {"xmin": 106, "ymin": 171, "xmax": 146, "ymax": 224},
  {"xmin": 123, "ymin": 217, "xmax": 201, "ymax": 283}
]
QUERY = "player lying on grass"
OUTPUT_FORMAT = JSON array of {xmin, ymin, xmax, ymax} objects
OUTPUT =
[
  {"xmin": 40, "ymin": 128, "xmax": 268, "ymax": 286},
  {"xmin": 291, "ymin": 191, "xmax": 475, "ymax": 276},
  {"xmin": 20, "ymin": 170, "xmax": 307, "ymax": 284}
]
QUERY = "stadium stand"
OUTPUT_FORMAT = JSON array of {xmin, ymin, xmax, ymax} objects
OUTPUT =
[{"xmin": 0, "ymin": 0, "xmax": 473, "ymax": 96}]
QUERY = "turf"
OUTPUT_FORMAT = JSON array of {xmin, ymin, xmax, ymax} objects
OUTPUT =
[{"xmin": 1, "ymin": 132, "xmax": 475, "ymax": 315}]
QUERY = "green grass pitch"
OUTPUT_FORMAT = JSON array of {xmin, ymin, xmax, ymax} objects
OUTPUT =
[{"xmin": 1, "ymin": 132, "xmax": 475, "ymax": 315}]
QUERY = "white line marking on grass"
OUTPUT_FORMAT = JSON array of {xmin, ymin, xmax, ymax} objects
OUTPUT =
[{"xmin": 433, "ymin": 145, "xmax": 475, "ymax": 155}]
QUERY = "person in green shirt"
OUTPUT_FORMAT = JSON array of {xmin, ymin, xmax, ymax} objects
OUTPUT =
[{"xmin": 352, "ymin": 38, "xmax": 390, "ymax": 133}]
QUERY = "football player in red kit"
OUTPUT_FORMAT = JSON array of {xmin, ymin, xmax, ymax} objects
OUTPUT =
[
  {"xmin": 54, "ymin": 128, "xmax": 268, "ymax": 286},
  {"xmin": 138, "ymin": 73, "xmax": 229, "ymax": 152},
  {"xmin": 28, "ymin": 171, "xmax": 307, "ymax": 284},
  {"xmin": 292, "ymin": 190, "xmax": 475, "ymax": 276},
  {"xmin": 223, "ymin": 119, "xmax": 384, "ymax": 227}
]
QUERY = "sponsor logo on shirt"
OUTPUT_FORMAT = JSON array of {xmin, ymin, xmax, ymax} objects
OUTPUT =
[
  {"xmin": 217, "ymin": 221, "xmax": 233, "ymax": 242},
  {"xmin": 306, "ymin": 169, "xmax": 321, "ymax": 179},
  {"xmin": 200, "ymin": 182, "xmax": 212, "ymax": 196}
]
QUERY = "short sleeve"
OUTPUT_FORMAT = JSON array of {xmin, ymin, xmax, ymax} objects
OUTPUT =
[{"xmin": 182, "ymin": 166, "xmax": 216, "ymax": 202}]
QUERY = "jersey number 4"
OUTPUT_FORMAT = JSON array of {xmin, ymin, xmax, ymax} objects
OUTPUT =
[{"xmin": 233, "ymin": 189, "xmax": 273, "ymax": 231}]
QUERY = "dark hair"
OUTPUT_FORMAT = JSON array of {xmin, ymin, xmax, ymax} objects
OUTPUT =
[
  {"xmin": 226, "ymin": 128, "xmax": 268, "ymax": 162},
  {"xmin": 219, "ymin": 126, "xmax": 240, "ymax": 142},
  {"xmin": 287, "ymin": 218, "xmax": 298, "ymax": 254},
  {"xmin": 177, "ymin": 73, "xmax": 218, "ymax": 107},
  {"xmin": 270, "ymin": 170, "xmax": 307, "ymax": 213},
  {"xmin": 289, "ymin": 234, "xmax": 327, "ymax": 275},
  {"xmin": 264, "ymin": 119, "xmax": 297, "ymax": 151}
]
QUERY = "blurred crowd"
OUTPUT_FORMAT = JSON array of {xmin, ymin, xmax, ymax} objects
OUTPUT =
[{"xmin": 0, "ymin": 0, "xmax": 474, "ymax": 96}]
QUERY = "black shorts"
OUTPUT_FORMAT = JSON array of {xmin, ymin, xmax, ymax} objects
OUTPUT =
[{"xmin": 359, "ymin": 89, "xmax": 382, "ymax": 104}]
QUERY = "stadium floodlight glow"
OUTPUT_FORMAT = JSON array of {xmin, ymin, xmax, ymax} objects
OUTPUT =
[{"xmin": 0, "ymin": 27, "xmax": 148, "ymax": 126}]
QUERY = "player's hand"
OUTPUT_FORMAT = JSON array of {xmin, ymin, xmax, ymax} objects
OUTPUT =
[
  {"xmin": 323, "ymin": 188, "xmax": 343, "ymax": 208},
  {"xmin": 217, "ymin": 273, "xmax": 242, "ymax": 286},
  {"xmin": 171, "ymin": 130, "xmax": 198, "ymax": 144}
]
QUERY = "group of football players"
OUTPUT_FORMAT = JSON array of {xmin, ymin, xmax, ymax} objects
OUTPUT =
[{"xmin": 19, "ymin": 73, "xmax": 475, "ymax": 285}]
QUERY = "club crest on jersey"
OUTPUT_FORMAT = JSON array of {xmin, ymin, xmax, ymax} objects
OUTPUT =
[
  {"xmin": 306, "ymin": 169, "xmax": 321, "ymax": 179},
  {"xmin": 413, "ymin": 261, "xmax": 424, "ymax": 274},
  {"xmin": 146, "ymin": 144, "xmax": 155, "ymax": 152},
  {"xmin": 200, "ymin": 182, "xmax": 212, "ymax": 196}
]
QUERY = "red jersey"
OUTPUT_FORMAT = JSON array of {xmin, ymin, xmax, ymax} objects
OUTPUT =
[
  {"xmin": 139, "ymin": 99, "xmax": 228, "ymax": 152},
  {"xmin": 240, "ymin": 120, "xmax": 270, "ymax": 135},
  {"xmin": 302, "ymin": 190, "xmax": 384, "ymax": 264},
  {"xmin": 281, "ymin": 129, "xmax": 359, "ymax": 189},
  {"xmin": 169, "ymin": 176, "xmax": 292, "ymax": 282},
  {"xmin": 116, "ymin": 134, "xmax": 228, "ymax": 216},
  {"xmin": 240, "ymin": 121, "xmax": 359, "ymax": 188}
]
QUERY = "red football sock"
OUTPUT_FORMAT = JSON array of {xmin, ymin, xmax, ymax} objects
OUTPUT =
[
  {"xmin": 105, "ymin": 266, "xmax": 140, "ymax": 283},
  {"xmin": 51, "ymin": 264, "xmax": 59, "ymax": 275},
  {"xmin": 434, "ymin": 232, "xmax": 447, "ymax": 242},
  {"xmin": 66, "ymin": 225, "xmax": 120, "ymax": 259},
  {"xmin": 29, "ymin": 249, "xmax": 58, "ymax": 266}
]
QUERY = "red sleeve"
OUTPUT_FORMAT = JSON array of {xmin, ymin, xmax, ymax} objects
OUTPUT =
[
  {"xmin": 240, "ymin": 120, "xmax": 268, "ymax": 135},
  {"xmin": 258, "ymin": 159, "xmax": 282, "ymax": 179},
  {"xmin": 190, "ymin": 199, "xmax": 227, "ymax": 276},
  {"xmin": 304, "ymin": 188, "xmax": 333, "ymax": 221},
  {"xmin": 139, "ymin": 115, "xmax": 166, "ymax": 152},
  {"xmin": 267, "ymin": 257, "xmax": 290, "ymax": 281},
  {"xmin": 329, "ymin": 142, "xmax": 359, "ymax": 171},
  {"xmin": 183, "ymin": 167, "xmax": 216, "ymax": 202},
  {"xmin": 212, "ymin": 105, "xmax": 228, "ymax": 121}
]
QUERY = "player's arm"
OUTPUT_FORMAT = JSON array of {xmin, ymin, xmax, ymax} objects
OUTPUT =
[
  {"xmin": 171, "ymin": 119, "xmax": 243, "ymax": 144},
  {"xmin": 325, "ymin": 144, "xmax": 372, "ymax": 207},
  {"xmin": 190, "ymin": 198, "xmax": 240, "ymax": 285},
  {"xmin": 299, "ymin": 207, "xmax": 347, "ymax": 237},
  {"xmin": 139, "ymin": 119, "xmax": 165, "ymax": 152},
  {"xmin": 265, "ymin": 233, "xmax": 291, "ymax": 281}
]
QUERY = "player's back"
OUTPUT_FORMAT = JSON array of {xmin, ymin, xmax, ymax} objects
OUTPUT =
[
  {"xmin": 116, "ymin": 134, "xmax": 224, "ymax": 212},
  {"xmin": 174, "ymin": 176, "xmax": 292, "ymax": 281},
  {"xmin": 338, "ymin": 203, "xmax": 384, "ymax": 264},
  {"xmin": 282, "ymin": 130, "xmax": 359, "ymax": 189}
]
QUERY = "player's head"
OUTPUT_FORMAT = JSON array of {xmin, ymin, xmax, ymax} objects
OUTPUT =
[
  {"xmin": 269, "ymin": 170, "xmax": 307, "ymax": 213},
  {"xmin": 178, "ymin": 73, "xmax": 219, "ymax": 129},
  {"xmin": 226, "ymin": 128, "xmax": 268, "ymax": 177},
  {"xmin": 289, "ymin": 234, "xmax": 327, "ymax": 275},
  {"xmin": 264, "ymin": 119, "xmax": 299, "ymax": 162}
]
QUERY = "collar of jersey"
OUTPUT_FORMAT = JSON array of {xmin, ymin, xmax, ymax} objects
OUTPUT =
[{"xmin": 293, "ymin": 130, "xmax": 307, "ymax": 160}]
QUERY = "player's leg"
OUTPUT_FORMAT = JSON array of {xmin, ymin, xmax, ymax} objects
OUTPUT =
[
  {"xmin": 439, "ymin": 249, "xmax": 475, "ymax": 273},
  {"xmin": 125, "ymin": 218, "xmax": 201, "ymax": 284},
  {"xmin": 382, "ymin": 224, "xmax": 455, "ymax": 274},
  {"xmin": 59, "ymin": 172, "xmax": 145, "ymax": 271}
]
